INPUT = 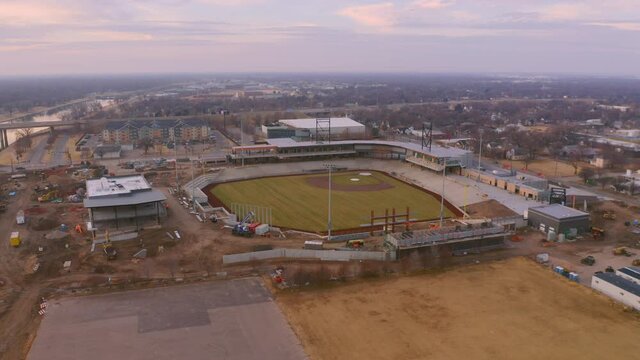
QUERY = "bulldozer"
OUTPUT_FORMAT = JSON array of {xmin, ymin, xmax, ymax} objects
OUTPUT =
[{"xmin": 613, "ymin": 247, "xmax": 634, "ymax": 257}]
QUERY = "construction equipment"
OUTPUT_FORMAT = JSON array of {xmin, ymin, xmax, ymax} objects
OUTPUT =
[
  {"xmin": 346, "ymin": 239, "xmax": 365, "ymax": 249},
  {"xmin": 613, "ymin": 247, "xmax": 633, "ymax": 257},
  {"xmin": 103, "ymin": 243, "xmax": 118, "ymax": 260},
  {"xmin": 102, "ymin": 230, "xmax": 117, "ymax": 260},
  {"xmin": 580, "ymin": 255, "xmax": 596, "ymax": 266},
  {"xmin": 232, "ymin": 211, "xmax": 255, "ymax": 237},
  {"xmin": 37, "ymin": 190, "xmax": 59, "ymax": 202},
  {"xmin": 591, "ymin": 227, "xmax": 605, "ymax": 239},
  {"xmin": 632, "ymin": 259, "xmax": 640, "ymax": 266},
  {"xmin": 9, "ymin": 231, "xmax": 21, "ymax": 247},
  {"xmin": 605, "ymin": 266, "xmax": 615, "ymax": 273},
  {"xmin": 232, "ymin": 224, "xmax": 253, "ymax": 237},
  {"xmin": 603, "ymin": 210, "xmax": 617, "ymax": 220}
]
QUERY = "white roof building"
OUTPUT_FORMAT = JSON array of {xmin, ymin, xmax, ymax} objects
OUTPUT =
[{"xmin": 278, "ymin": 117, "xmax": 365, "ymax": 138}]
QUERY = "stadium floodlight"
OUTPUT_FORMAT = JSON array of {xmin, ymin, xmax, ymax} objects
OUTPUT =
[
  {"xmin": 439, "ymin": 157, "xmax": 446, "ymax": 228},
  {"xmin": 323, "ymin": 163, "xmax": 339, "ymax": 240}
]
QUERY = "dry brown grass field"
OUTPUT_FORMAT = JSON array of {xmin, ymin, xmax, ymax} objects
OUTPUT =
[{"xmin": 277, "ymin": 257, "xmax": 640, "ymax": 360}]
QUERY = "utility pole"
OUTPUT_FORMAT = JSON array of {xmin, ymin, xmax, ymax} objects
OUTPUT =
[{"xmin": 439, "ymin": 157, "xmax": 446, "ymax": 228}]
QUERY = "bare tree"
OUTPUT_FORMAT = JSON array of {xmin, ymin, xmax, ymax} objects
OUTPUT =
[{"xmin": 579, "ymin": 167, "xmax": 595, "ymax": 184}]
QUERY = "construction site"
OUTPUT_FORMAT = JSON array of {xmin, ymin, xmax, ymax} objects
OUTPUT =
[{"xmin": 0, "ymin": 138, "xmax": 639, "ymax": 358}]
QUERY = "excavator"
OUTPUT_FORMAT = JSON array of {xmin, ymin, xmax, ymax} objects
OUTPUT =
[
  {"xmin": 38, "ymin": 190, "xmax": 60, "ymax": 202},
  {"xmin": 102, "ymin": 230, "xmax": 118, "ymax": 260}
]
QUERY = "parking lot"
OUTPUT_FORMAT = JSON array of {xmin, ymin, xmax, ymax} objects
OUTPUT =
[{"xmin": 28, "ymin": 278, "xmax": 307, "ymax": 360}]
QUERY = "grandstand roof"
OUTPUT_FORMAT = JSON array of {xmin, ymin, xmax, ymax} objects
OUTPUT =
[
  {"xmin": 265, "ymin": 138, "xmax": 470, "ymax": 159},
  {"xmin": 279, "ymin": 117, "xmax": 364, "ymax": 129}
]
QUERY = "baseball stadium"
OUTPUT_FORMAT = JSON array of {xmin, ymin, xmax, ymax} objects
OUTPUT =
[{"xmin": 204, "ymin": 170, "xmax": 463, "ymax": 233}]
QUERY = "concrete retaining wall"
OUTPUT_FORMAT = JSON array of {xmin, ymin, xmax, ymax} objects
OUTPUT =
[{"xmin": 223, "ymin": 248, "xmax": 393, "ymax": 264}]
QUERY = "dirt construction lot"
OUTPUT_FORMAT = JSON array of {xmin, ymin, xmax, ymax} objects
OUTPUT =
[{"xmin": 277, "ymin": 257, "xmax": 640, "ymax": 360}]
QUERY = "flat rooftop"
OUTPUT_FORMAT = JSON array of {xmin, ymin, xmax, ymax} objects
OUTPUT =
[
  {"xmin": 618, "ymin": 267, "xmax": 640, "ymax": 281},
  {"xmin": 279, "ymin": 117, "xmax": 364, "ymax": 129},
  {"xmin": 86, "ymin": 175, "xmax": 151, "ymax": 198},
  {"xmin": 594, "ymin": 272, "xmax": 640, "ymax": 297},
  {"xmin": 529, "ymin": 204, "xmax": 589, "ymax": 220}
]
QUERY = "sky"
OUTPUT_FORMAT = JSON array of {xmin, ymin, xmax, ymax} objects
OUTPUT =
[{"xmin": 1, "ymin": 0, "xmax": 639, "ymax": 76}]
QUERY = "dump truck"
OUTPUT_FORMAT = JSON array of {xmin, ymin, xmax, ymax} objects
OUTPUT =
[{"xmin": 9, "ymin": 231, "xmax": 21, "ymax": 247}]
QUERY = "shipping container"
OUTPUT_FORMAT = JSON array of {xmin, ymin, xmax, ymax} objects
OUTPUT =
[{"xmin": 16, "ymin": 210, "xmax": 25, "ymax": 225}]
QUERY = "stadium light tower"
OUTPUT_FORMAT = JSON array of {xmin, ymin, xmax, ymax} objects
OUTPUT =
[
  {"xmin": 323, "ymin": 163, "xmax": 338, "ymax": 240},
  {"xmin": 439, "ymin": 157, "xmax": 447, "ymax": 228}
]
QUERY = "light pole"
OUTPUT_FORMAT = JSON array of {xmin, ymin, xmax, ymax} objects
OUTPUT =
[
  {"xmin": 439, "ymin": 157, "xmax": 447, "ymax": 228},
  {"xmin": 240, "ymin": 116, "xmax": 244, "ymax": 167},
  {"xmin": 477, "ymin": 130, "xmax": 483, "ymax": 170},
  {"xmin": 323, "ymin": 163, "xmax": 336, "ymax": 240}
]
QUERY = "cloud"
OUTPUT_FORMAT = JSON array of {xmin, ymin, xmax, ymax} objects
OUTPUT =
[
  {"xmin": 540, "ymin": 3, "xmax": 594, "ymax": 21},
  {"xmin": 0, "ymin": 1, "xmax": 77, "ymax": 25},
  {"xmin": 411, "ymin": 0, "xmax": 454, "ymax": 10},
  {"xmin": 590, "ymin": 22, "xmax": 640, "ymax": 31},
  {"xmin": 338, "ymin": 3, "xmax": 397, "ymax": 28}
]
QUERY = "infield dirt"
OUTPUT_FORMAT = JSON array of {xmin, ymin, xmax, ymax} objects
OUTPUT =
[{"xmin": 276, "ymin": 257, "xmax": 640, "ymax": 360}]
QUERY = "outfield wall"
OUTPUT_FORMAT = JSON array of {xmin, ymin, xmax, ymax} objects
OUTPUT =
[{"xmin": 223, "ymin": 248, "xmax": 395, "ymax": 264}]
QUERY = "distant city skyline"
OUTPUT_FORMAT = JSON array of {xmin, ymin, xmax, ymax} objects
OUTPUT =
[{"xmin": 1, "ymin": 0, "xmax": 639, "ymax": 76}]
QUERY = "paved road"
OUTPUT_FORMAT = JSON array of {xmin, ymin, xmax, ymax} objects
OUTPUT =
[
  {"xmin": 50, "ymin": 134, "xmax": 70, "ymax": 166},
  {"xmin": 28, "ymin": 278, "xmax": 307, "ymax": 360}
]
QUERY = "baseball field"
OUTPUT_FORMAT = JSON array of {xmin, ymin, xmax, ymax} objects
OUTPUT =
[{"xmin": 209, "ymin": 171, "xmax": 457, "ymax": 232}]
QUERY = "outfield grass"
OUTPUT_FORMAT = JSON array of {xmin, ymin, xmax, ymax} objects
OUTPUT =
[{"xmin": 210, "ymin": 171, "xmax": 455, "ymax": 232}]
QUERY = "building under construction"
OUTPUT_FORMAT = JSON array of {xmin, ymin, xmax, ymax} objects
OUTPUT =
[
  {"xmin": 83, "ymin": 175, "xmax": 167, "ymax": 233},
  {"xmin": 384, "ymin": 220, "xmax": 511, "ymax": 257}
]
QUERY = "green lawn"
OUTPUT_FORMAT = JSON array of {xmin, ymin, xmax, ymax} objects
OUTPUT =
[{"xmin": 211, "ymin": 171, "xmax": 455, "ymax": 232}]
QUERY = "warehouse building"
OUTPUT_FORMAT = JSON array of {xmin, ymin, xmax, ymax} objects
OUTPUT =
[
  {"xmin": 591, "ymin": 272, "xmax": 640, "ymax": 311},
  {"xmin": 616, "ymin": 267, "xmax": 640, "ymax": 285},
  {"xmin": 84, "ymin": 175, "xmax": 167, "ymax": 233},
  {"xmin": 527, "ymin": 204, "xmax": 590, "ymax": 235}
]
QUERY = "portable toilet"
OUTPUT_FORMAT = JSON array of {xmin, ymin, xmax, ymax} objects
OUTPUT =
[
  {"xmin": 10, "ymin": 231, "xmax": 20, "ymax": 247},
  {"xmin": 16, "ymin": 210, "xmax": 25, "ymax": 225}
]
